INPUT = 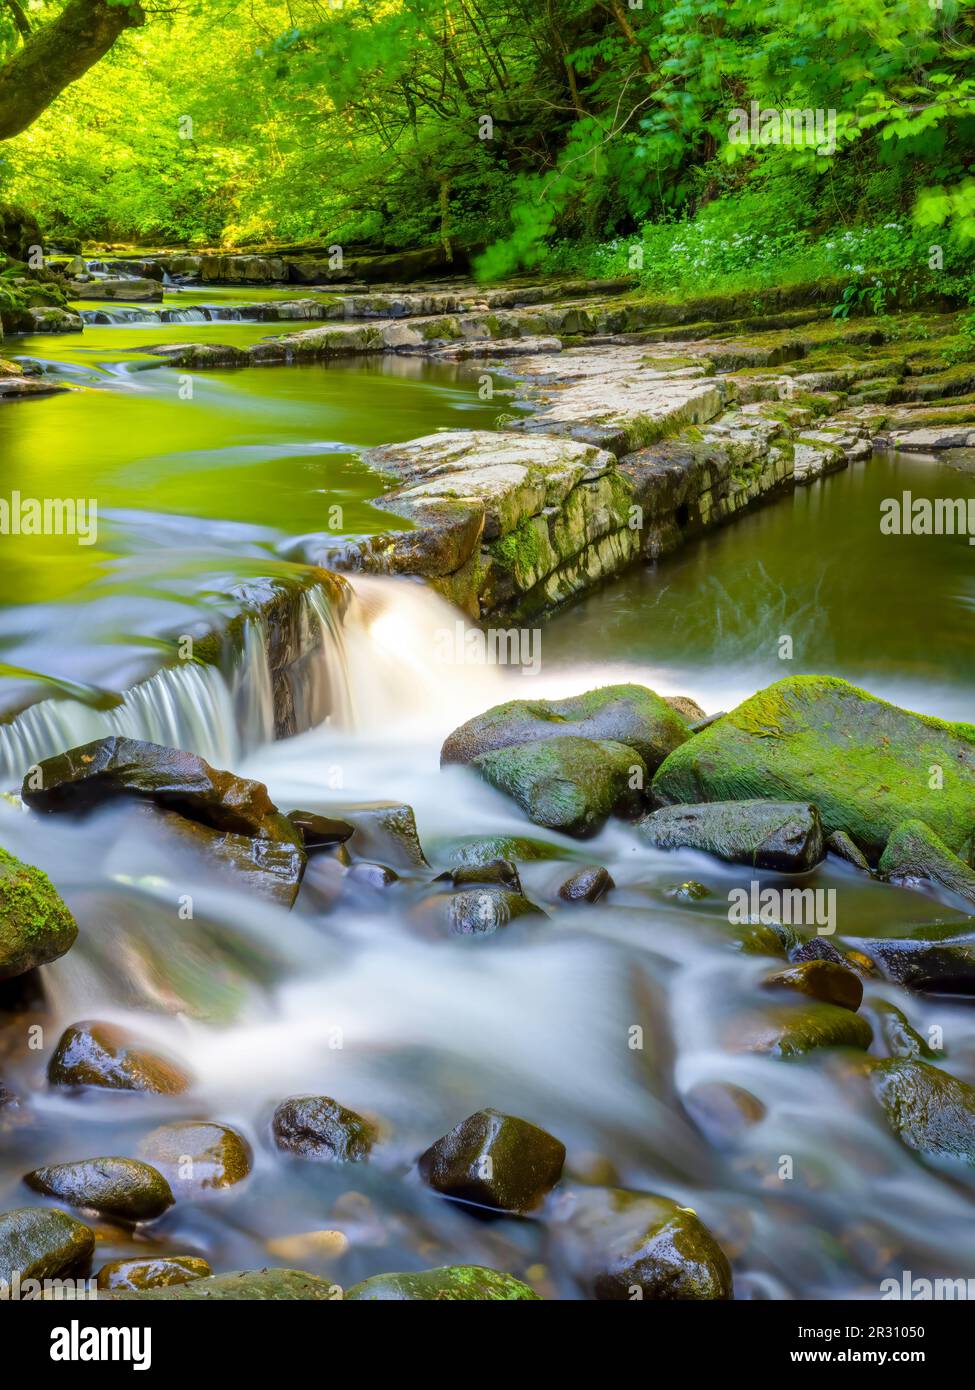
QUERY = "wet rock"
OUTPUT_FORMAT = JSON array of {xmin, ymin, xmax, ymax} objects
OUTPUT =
[
  {"xmin": 435, "ymin": 859, "xmax": 523, "ymax": 892},
  {"xmin": 68, "ymin": 277, "xmax": 162, "ymax": 301},
  {"xmin": 48, "ymin": 1020, "xmax": 192, "ymax": 1094},
  {"xmin": 788, "ymin": 936, "xmax": 845, "ymax": 966},
  {"xmin": 731, "ymin": 1001, "xmax": 873, "ymax": 1057},
  {"xmin": 346, "ymin": 861, "xmax": 399, "ymax": 890},
  {"xmin": 272, "ymin": 1096, "xmax": 376, "ymax": 1162},
  {"xmin": 345, "ymin": 1265, "xmax": 540, "ymax": 1300},
  {"xmin": 652, "ymin": 676, "xmax": 975, "ymax": 862},
  {"xmin": 665, "ymin": 879, "xmax": 709, "ymax": 901},
  {"xmin": 471, "ymin": 736, "xmax": 647, "ymax": 838},
  {"xmin": 444, "ymin": 834, "xmax": 567, "ymax": 865},
  {"xmin": 418, "ymin": 1108, "xmax": 566, "ymax": 1213},
  {"xmin": 155, "ymin": 807, "xmax": 306, "ymax": 908},
  {"xmin": 412, "ymin": 887, "xmax": 544, "ymax": 937},
  {"xmin": 828, "ymin": 830, "xmax": 871, "ymax": 871},
  {"xmin": 683, "ymin": 1082, "xmax": 766, "ymax": 1149},
  {"xmin": 731, "ymin": 920, "xmax": 799, "ymax": 958},
  {"xmin": 558, "ymin": 865, "xmax": 614, "ymax": 903},
  {"xmin": 551, "ymin": 1187, "xmax": 733, "ymax": 1300},
  {"xmin": 844, "ymin": 922, "xmax": 975, "ymax": 993},
  {"xmin": 104, "ymin": 1268, "xmax": 338, "ymax": 1300},
  {"xmin": 0, "ymin": 843, "xmax": 77, "ymax": 980},
  {"xmin": 137, "ymin": 1122, "xmax": 252, "ymax": 1192},
  {"xmin": 866, "ymin": 1000, "xmax": 939, "ymax": 1060},
  {"xmin": 879, "ymin": 819, "xmax": 975, "ymax": 909},
  {"xmin": 762, "ymin": 959, "xmax": 863, "ymax": 1011},
  {"xmin": 24, "ymin": 1159, "xmax": 174, "ymax": 1222},
  {"xmin": 96, "ymin": 1256, "xmax": 211, "ymax": 1291},
  {"xmin": 0, "ymin": 1207, "xmax": 94, "ymax": 1284},
  {"xmin": 868, "ymin": 1058, "xmax": 975, "ymax": 1166},
  {"xmin": 327, "ymin": 801, "xmax": 428, "ymax": 868},
  {"xmin": 286, "ymin": 810, "xmax": 354, "ymax": 850},
  {"xmin": 640, "ymin": 800, "xmax": 824, "ymax": 872},
  {"xmin": 442, "ymin": 684, "xmax": 690, "ymax": 771}
]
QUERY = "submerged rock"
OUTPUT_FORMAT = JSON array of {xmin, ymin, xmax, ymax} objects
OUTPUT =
[
  {"xmin": 104, "ymin": 1268, "xmax": 338, "ymax": 1300},
  {"xmin": 471, "ymin": 736, "xmax": 646, "ymax": 838},
  {"xmin": 652, "ymin": 676, "xmax": 975, "ymax": 863},
  {"xmin": 346, "ymin": 861, "xmax": 400, "ymax": 890},
  {"xmin": 96, "ymin": 1256, "xmax": 211, "ymax": 1291},
  {"xmin": 412, "ymin": 886, "xmax": 543, "ymax": 936},
  {"xmin": 434, "ymin": 859, "xmax": 523, "ymax": 891},
  {"xmin": 868, "ymin": 1058, "xmax": 975, "ymax": 1167},
  {"xmin": 24, "ymin": 1158, "xmax": 174, "ymax": 1221},
  {"xmin": 444, "ymin": 834, "xmax": 568, "ymax": 865},
  {"xmin": 730, "ymin": 1001, "xmax": 872, "ymax": 1057},
  {"xmin": 844, "ymin": 922, "xmax": 975, "ymax": 993},
  {"xmin": 48, "ymin": 1020, "xmax": 192, "ymax": 1094},
  {"xmin": 762, "ymin": 959, "xmax": 863, "ymax": 1011},
  {"xmin": 551, "ymin": 1187, "xmax": 733, "ymax": 1300},
  {"xmin": 640, "ymin": 800, "xmax": 824, "ymax": 872},
  {"xmin": 137, "ymin": 1122, "xmax": 252, "ymax": 1191},
  {"xmin": 418, "ymin": 1108, "xmax": 566, "ymax": 1213},
  {"xmin": 879, "ymin": 819, "xmax": 975, "ymax": 909},
  {"xmin": 325, "ymin": 801, "xmax": 428, "ymax": 868},
  {"xmin": 866, "ymin": 1000, "xmax": 939, "ymax": 1060},
  {"xmin": 0, "ymin": 843, "xmax": 77, "ymax": 980},
  {"xmin": 0, "ymin": 1207, "xmax": 94, "ymax": 1284},
  {"xmin": 558, "ymin": 865, "xmax": 615, "ymax": 902},
  {"xmin": 272, "ymin": 1096, "xmax": 376, "ymax": 1162},
  {"xmin": 683, "ymin": 1082, "xmax": 766, "ymax": 1149},
  {"xmin": 345, "ymin": 1265, "xmax": 540, "ymax": 1300},
  {"xmin": 442, "ymin": 684, "xmax": 689, "ymax": 771}
]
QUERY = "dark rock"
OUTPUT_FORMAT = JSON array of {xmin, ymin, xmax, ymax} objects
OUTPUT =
[
  {"xmin": 551, "ymin": 1187, "xmax": 733, "ymax": 1300},
  {"xmin": 346, "ymin": 861, "xmax": 399, "ymax": 890},
  {"xmin": 435, "ymin": 859, "xmax": 523, "ymax": 892},
  {"xmin": 0, "ymin": 843, "xmax": 77, "ymax": 980},
  {"xmin": 867, "ymin": 999, "xmax": 939, "ymax": 1060},
  {"xmin": 789, "ymin": 936, "xmax": 845, "ymax": 966},
  {"xmin": 286, "ymin": 810, "xmax": 354, "ymax": 850},
  {"xmin": 472, "ymin": 736, "xmax": 646, "ymax": 838},
  {"xmin": 137, "ymin": 1122, "xmax": 252, "ymax": 1192},
  {"xmin": 96, "ymin": 1256, "xmax": 211, "ymax": 1291},
  {"xmin": 640, "ymin": 800, "xmax": 824, "ymax": 872},
  {"xmin": 345, "ymin": 1265, "xmax": 540, "ymax": 1300},
  {"xmin": 156, "ymin": 807, "xmax": 306, "ymax": 908},
  {"xmin": 827, "ymin": 830, "xmax": 871, "ymax": 871},
  {"xmin": 683, "ymin": 1082, "xmax": 766, "ymax": 1149},
  {"xmin": 412, "ymin": 887, "xmax": 544, "ymax": 937},
  {"xmin": 103, "ymin": 1268, "xmax": 338, "ymax": 1300},
  {"xmin": 868, "ymin": 1058, "xmax": 975, "ymax": 1166},
  {"xmin": 418, "ymin": 1108, "xmax": 565, "ymax": 1213},
  {"xmin": 879, "ymin": 819, "xmax": 975, "ymax": 909},
  {"xmin": 0, "ymin": 1206, "xmax": 94, "ymax": 1285},
  {"xmin": 326, "ymin": 801, "xmax": 428, "ymax": 868},
  {"xmin": 558, "ymin": 865, "xmax": 614, "ymax": 903},
  {"xmin": 24, "ymin": 1159, "xmax": 174, "ymax": 1221},
  {"xmin": 48, "ymin": 1020, "xmax": 192, "ymax": 1094},
  {"xmin": 272, "ymin": 1096, "xmax": 376, "ymax": 1161},
  {"xmin": 844, "ymin": 922, "xmax": 975, "ymax": 993},
  {"xmin": 762, "ymin": 959, "xmax": 863, "ymax": 1011},
  {"xmin": 442, "ymin": 684, "xmax": 690, "ymax": 772}
]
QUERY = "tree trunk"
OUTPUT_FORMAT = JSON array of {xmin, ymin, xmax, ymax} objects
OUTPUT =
[{"xmin": 0, "ymin": 0, "xmax": 146, "ymax": 141}]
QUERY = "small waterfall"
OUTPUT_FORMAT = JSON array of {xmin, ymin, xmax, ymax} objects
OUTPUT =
[
  {"xmin": 78, "ymin": 305, "xmax": 235, "ymax": 326},
  {"xmin": 80, "ymin": 306, "xmax": 160, "ymax": 325}
]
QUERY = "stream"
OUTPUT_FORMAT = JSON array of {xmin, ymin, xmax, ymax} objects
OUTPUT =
[{"xmin": 1, "ymin": 284, "xmax": 974, "ymax": 1299}]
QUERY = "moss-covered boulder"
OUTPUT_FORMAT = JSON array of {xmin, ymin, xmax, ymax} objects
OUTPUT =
[
  {"xmin": 0, "ymin": 844, "xmax": 77, "ymax": 980},
  {"xmin": 730, "ymin": 1001, "xmax": 873, "ymax": 1057},
  {"xmin": 868, "ymin": 1058, "xmax": 975, "ymax": 1166},
  {"xmin": 48, "ymin": 1020, "xmax": 192, "ymax": 1093},
  {"xmin": 0, "ymin": 1207, "xmax": 94, "ymax": 1285},
  {"xmin": 418, "ymin": 1108, "xmax": 566, "ymax": 1213},
  {"xmin": 640, "ymin": 800, "xmax": 824, "ymax": 872},
  {"xmin": 345, "ymin": 1265, "xmax": 540, "ymax": 1300},
  {"xmin": 442, "ymin": 684, "xmax": 690, "ymax": 770},
  {"xmin": 843, "ymin": 921, "xmax": 975, "ymax": 993},
  {"xmin": 762, "ymin": 959, "xmax": 863, "ymax": 1011},
  {"xmin": 879, "ymin": 820, "xmax": 975, "ymax": 908},
  {"xmin": 552, "ymin": 1187, "xmax": 733, "ymax": 1300},
  {"xmin": 24, "ymin": 1158, "xmax": 174, "ymax": 1221},
  {"xmin": 651, "ymin": 676, "xmax": 975, "ymax": 862},
  {"xmin": 137, "ymin": 1122, "xmax": 252, "ymax": 1192},
  {"xmin": 471, "ymin": 736, "xmax": 646, "ymax": 838},
  {"xmin": 272, "ymin": 1096, "xmax": 376, "ymax": 1162},
  {"xmin": 104, "ymin": 1268, "xmax": 339, "ymax": 1300},
  {"xmin": 96, "ymin": 1256, "xmax": 211, "ymax": 1291},
  {"xmin": 434, "ymin": 859, "xmax": 523, "ymax": 890}
]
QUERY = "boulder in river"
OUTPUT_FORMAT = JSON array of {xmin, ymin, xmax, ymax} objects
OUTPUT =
[
  {"xmin": 48, "ymin": 1019, "xmax": 192, "ymax": 1094},
  {"xmin": 729, "ymin": 1000, "xmax": 873, "ymax": 1057},
  {"xmin": 442, "ymin": 684, "xmax": 690, "ymax": 771},
  {"xmin": 879, "ymin": 819, "xmax": 975, "ymax": 909},
  {"xmin": 471, "ymin": 735, "xmax": 647, "ymax": 838},
  {"xmin": 0, "ymin": 1206, "xmax": 94, "ymax": 1285},
  {"xmin": 640, "ymin": 799, "xmax": 824, "ymax": 872},
  {"xmin": 345, "ymin": 1265, "xmax": 540, "ymax": 1300},
  {"xmin": 137, "ymin": 1121, "xmax": 252, "ymax": 1191},
  {"xmin": 96, "ymin": 1256, "xmax": 211, "ymax": 1291},
  {"xmin": 761, "ymin": 959, "xmax": 863, "ymax": 1011},
  {"xmin": 651, "ymin": 676, "xmax": 975, "ymax": 862},
  {"xmin": 323, "ymin": 801, "xmax": 429, "ymax": 868},
  {"xmin": 103, "ymin": 1268, "xmax": 338, "ymax": 1300},
  {"xmin": 272, "ymin": 1096, "xmax": 376, "ymax": 1162},
  {"xmin": 0, "ymin": 843, "xmax": 77, "ymax": 980},
  {"xmin": 683, "ymin": 1082, "xmax": 766, "ymax": 1149},
  {"xmin": 865, "ymin": 999, "xmax": 940, "ymax": 1060},
  {"xmin": 843, "ymin": 921, "xmax": 975, "ymax": 993},
  {"xmin": 558, "ymin": 865, "xmax": 615, "ymax": 902},
  {"xmin": 24, "ymin": 1158, "xmax": 174, "ymax": 1222},
  {"xmin": 285, "ymin": 810, "xmax": 354, "ymax": 850},
  {"xmin": 551, "ymin": 1187, "xmax": 733, "ymax": 1300},
  {"xmin": 434, "ymin": 859, "xmax": 523, "ymax": 891},
  {"xmin": 411, "ymin": 886, "xmax": 544, "ymax": 936},
  {"xmin": 868, "ymin": 1058, "xmax": 975, "ymax": 1167},
  {"xmin": 67, "ymin": 277, "xmax": 162, "ymax": 301},
  {"xmin": 418, "ymin": 1108, "xmax": 566, "ymax": 1213}
]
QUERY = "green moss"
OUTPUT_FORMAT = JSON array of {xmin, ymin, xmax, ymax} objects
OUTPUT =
[
  {"xmin": 489, "ymin": 515, "xmax": 541, "ymax": 576},
  {"xmin": 0, "ymin": 843, "xmax": 77, "ymax": 979},
  {"xmin": 346, "ymin": 1265, "xmax": 540, "ymax": 1301}
]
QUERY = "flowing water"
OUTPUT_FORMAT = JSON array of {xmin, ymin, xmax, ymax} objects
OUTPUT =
[{"xmin": 1, "ymin": 285, "xmax": 974, "ymax": 1299}]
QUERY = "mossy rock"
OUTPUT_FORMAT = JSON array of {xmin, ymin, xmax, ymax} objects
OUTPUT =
[
  {"xmin": 652, "ymin": 676, "xmax": 975, "ymax": 863},
  {"xmin": 345, "ymin": 1265, "xmax": 540, "ymax": 1300},
  {"xmin": 552, "ymin": 1187, "xmax": 733, "ymax": 1300},
  {"xmin": 866, "ymin": 999, "xmax": 940, "ymax": 1060},
  {"xmin": 24, "ymin": 1159, "xmax": 174, "ymax": 1222},
  {"xmin": 762, "ymin": 959, "xmax": 863, "ymax": 1011},
  {"xmin": 730, "ymin": 1000, "xmax": 873, "ymax": 1057},
  {"xmin": 640, "ymin": 799, "xmax": 824, "ymax": 872},
  {"xmin": 0, "ymin": 844, "xmax": 77, "ymax": 980},
  {"xmin": 96, "ymin": 1256, "xmax": 211, "ymax": 1291},
  {"xmin": 411, "ymin": 885, "xmax": 544, "ymax": 936},
  {"xmin": 0, "ymin": 1207, "xmax": 94, "ymax": 1285},
  {"xmin": 137, "ymin": 1121, "xmax": 252, "ymax": 1192},
  {"xmin": 441, "ymin": 834, "xmax": 571, "ymax": 865},
  {"xmin": 471, "ymin": 735, "xmax": 647, "ymax": 838},
  {"xmin": 868, "ymin": 1058, "xmax": 975, "ymax": 1166},
  {"xmin": 105, "ymin": 1268, "xmax": 339, "ymax": 1300},
  {"xmin": 418, "ymin": 1108, "xmax": 566, "ymax": 1213},
  {"xmin": 879, "ymin": 819, "xmax": 975, "ymax": 909}
]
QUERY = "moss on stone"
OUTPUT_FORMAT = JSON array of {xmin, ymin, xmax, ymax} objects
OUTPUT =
[
  {"xmin": 0, "ymin": 844, "xmax": 77, "ymax": 980},
  {"xmin": 346, "ymin": 1265, "xmax": 540, "ymax": 1300}
]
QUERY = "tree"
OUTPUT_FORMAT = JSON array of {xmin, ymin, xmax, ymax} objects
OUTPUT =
[{"xmin": 0, "ymin": 0, "xmax": 145, "ymax": 141}]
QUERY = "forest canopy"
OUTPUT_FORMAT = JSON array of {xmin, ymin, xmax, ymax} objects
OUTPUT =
[{"xmin": 1, "ymin": 0, "xmax": 974, "ymax": 283}]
